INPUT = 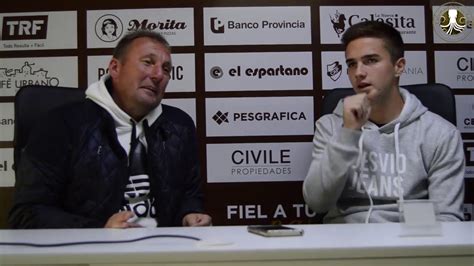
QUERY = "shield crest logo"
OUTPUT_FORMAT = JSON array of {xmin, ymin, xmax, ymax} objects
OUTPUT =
[{"xmin": 327, "ymin": 61, "xmax": 342, "ymax": 81}]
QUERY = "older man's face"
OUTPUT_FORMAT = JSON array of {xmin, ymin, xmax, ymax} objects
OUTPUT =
[{"xmin": 109, "ymin": 37, "xmax": 172, "ymax": 120}]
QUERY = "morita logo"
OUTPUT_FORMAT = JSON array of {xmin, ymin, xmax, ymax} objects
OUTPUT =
[
  {"xmin": 128, "ymin": 19, "xmax": 187, "ymax": 31},
  {"xmin": 1, "ymin": 16, "xmax": 48, "ymax": 40}
]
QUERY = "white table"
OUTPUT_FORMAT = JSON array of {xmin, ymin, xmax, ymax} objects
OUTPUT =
[{"xmin": 1, "ymin": 222, "xmax": 473, "ymax": 266}]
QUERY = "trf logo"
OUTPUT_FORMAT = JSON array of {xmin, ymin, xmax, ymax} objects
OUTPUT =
[
  {"xmin": 1, "ymin": 16, "xmax": 48, "ymax": 40},
  {"xmin": 210, "ymin": 17, "xmax": 225, "ymax": 34}
]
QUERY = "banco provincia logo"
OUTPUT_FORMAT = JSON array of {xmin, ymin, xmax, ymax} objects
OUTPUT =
[
  {"xmin": 434, "ymin": 2, "xmax": 472, "ymax": 42},
  {"xmin": 210, "ymin": 17, "xmax": 225, "ymax": 34},
  {"xmin": 95, "ymin": 14, "xmax": 124, "ymax": 42}
]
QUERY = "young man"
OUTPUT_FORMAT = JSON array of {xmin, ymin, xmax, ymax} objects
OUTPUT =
[
  {"xmin": 303, "ymin": 21, "xmax": 465, "ymax": 223},
  {"xmin": 9, "ymin": 31, "xmax": 211, "ymax": 228}
]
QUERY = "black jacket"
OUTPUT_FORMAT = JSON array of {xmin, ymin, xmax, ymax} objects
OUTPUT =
[{"xmin": 9, "ymin": 100, "xmax": 204, "ymax": 228}]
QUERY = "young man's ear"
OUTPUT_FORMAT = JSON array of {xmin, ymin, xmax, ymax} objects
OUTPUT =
[
  {"xmin": 108, "ymin": 57, "xmax": 120, "ymax": 79},
  {"xmin": 394, "ymin": 57, "xmax": 406, "ymax": 78}
]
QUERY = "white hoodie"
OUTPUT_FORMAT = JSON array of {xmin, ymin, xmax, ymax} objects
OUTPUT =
[
  {"xmin": 303, "ymin": 88, "xmax": 465, "ymax": 223},
  {"xmin": 85, "ymin": 75, "xmax": 162, "ymax": 153}
]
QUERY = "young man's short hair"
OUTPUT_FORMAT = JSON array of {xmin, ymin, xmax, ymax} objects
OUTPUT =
[{"xmin": 341, "ymin": 21, "xmax": 404, "ymax": 63}]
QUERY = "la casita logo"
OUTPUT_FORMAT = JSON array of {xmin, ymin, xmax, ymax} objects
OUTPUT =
[
  {"xmin": 434, "ymin": 2, "xmax": 472, "ymax": 42},
  {"xmin": 329, "ymin": 9, "xmax": 416, "ymax": 38}
]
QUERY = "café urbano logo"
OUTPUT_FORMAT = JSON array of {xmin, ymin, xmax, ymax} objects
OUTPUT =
[
  {"xmin": 434, "ymin": 2, "xmax": 472, "ymax": 42},
  {"xmin": 95, "ymin": 14, "xmax": 123, "ymax": 42},
  {"xmin": 0, "ymin": 61, "xmax": 60, "ymax": 90}
]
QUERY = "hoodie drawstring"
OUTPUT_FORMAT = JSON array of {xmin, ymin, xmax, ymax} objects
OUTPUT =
[
  {"xmin": 356, "ymin": 130, "xmax": 375, "ymax": 224},
  {"xmin": 358, "ymin": 123, "xmax": 404, "ymax": 223},
  {"xmin": 128, "ymin": 120, "xmax": 137, "ymax": 167},
  {"xmin": 394, "ymin": 123, "xmax": 405, "ymax": 212}
]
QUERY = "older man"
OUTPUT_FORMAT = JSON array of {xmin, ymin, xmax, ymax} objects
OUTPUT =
[{"xmin": 10, "ymin": 30, "xmax": 211, "ymax": 228}]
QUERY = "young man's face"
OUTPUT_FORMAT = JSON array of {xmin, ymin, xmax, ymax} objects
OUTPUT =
[
  {"xmin": 345, "ymin": 37, "xmax": 405, "ymax": 107},
  {"xmin": 109, "ymin": 37, "xmax": 172, "ymax": 120}
]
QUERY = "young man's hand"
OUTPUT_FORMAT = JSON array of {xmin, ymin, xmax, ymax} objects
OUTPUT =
[{"xmin": 343, "ymin": 93, "xmax": 371, "ymax": 130}]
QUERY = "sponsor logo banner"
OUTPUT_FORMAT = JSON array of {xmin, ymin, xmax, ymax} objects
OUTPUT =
[
  {"xmin": 321, "ymin": 52, "xmax": 350, "ymax": 89},
  {"xmin": 162, "ymin": 98, "xmax": 196, "ymax": 124},
  {"xmin": 87, "ymin": 54, "xmax": 195, "ymax": 92},
  {"xmin": 226, "ymin": 203, "xmax": 317, "ymax": 222},
  {"xmin": 320, "ymin": 6, "xmax": 425, "ymax": 44},
  {"xmin": 204, "ymin": 6, "xmax": 311, "ymax": 45},
  {"xmin": 400, "ymin": 51, "xmax": 428, "ymax": 85},
  {"xmin": 0, "ymin": 11, "xmax": 77, "ymax": 50},
  {"xmin": 456, "ymin": 95, "xmax": 474, "ymax": 133},
  {"xmin": 321, "ymin": 51, "xmax": 427, "ymax": 90},
  {"xmin": 207, "ymin": 142, "xmax": 312, "ymax": 183},
  {"xmin": 435, "ymin": 51, "xmax": 474, "ymax": 89},
  {"xmin": 206, "ymin": 96, "xmax": 314, "ymax": 136},
  {"xmin": 205, "ymin": 52, "xmax": 313, "ymax": 91},
  {"xmin": 0, "ymin": 148, "xmax": 14, "ymax": 187},
  {"xmin": 463, "ymin": 140, "xmax": 474, "ymax": 178},
  {"xmin": 0, "ymin": 103, "xmax": 14, "ymax": 142},
  {"xmin": 433, "ymin": 4, "xmax": 473, "ymax": 44},
  {"xmin": 0, "ymin": 57, "xmax": 78, "ymax": 97},
  {"xmin": 87, "ymin": 8, "xmax": 194, "ymax": 48}
]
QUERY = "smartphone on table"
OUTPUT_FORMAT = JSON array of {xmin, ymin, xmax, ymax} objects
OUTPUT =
[{"xmin": 247, "ymin": 225, "xmax": 304, "ymax": 237}]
